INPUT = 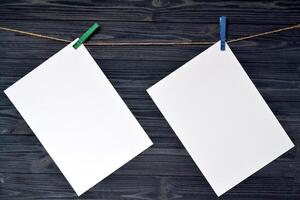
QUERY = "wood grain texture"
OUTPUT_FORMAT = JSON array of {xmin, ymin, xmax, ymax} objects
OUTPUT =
[{"xmin": 0, "ymin": 0, "xmax": 300, "ymax": 199}]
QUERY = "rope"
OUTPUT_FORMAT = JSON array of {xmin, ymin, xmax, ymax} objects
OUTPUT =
[
  {"xmin": 0, "ymin": 24, "xmax": 299, "ymax": 46},
  {"xmin": 0, "ymin": 26, "xmax": 71, "ymax": 43}
]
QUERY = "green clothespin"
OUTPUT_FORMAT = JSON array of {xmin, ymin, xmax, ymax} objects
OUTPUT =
[{"xmin": 73, "ymin": 22, "xmax": 100, "ymax": 49}]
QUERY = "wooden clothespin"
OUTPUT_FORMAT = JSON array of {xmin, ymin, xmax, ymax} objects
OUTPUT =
[
  {"xmin": 73, "ymin": 22, "xmax": 100, "ymax": 49},
  {"xmin": 220, "ymin": 16, "xmax": 226, "ymax": 51}
]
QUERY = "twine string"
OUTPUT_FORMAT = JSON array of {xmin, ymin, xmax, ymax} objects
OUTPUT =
[{"xmin": 0, "ymin": 24, "xmax": 299, "ymax": 46}]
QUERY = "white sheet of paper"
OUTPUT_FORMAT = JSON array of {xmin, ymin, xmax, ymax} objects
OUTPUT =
[
  {"xmin": 147, "ymin": 41, "xmax": 294, "ymax": 196},
  {"xmin": 4, "ymin": 39, "xmax": 152, "ymax": 196}
]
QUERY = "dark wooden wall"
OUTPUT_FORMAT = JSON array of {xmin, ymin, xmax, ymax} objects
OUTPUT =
[{"xmin": 0, "ymin": 0, "xmax": 300, "ymax": 199}]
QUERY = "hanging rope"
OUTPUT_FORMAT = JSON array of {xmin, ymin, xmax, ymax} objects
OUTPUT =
[{"xmin": 0, "ymin": 23, "xmax": 299, "ymax": 46}]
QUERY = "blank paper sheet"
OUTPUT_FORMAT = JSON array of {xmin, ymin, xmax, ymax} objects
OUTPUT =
[
  {"xmin": 147, "ymin": 41, "xmax": 294, "ymax": 196},
  {"xmin": 4, "ymin": 40, "xmax": 153, "ymax": 196}
]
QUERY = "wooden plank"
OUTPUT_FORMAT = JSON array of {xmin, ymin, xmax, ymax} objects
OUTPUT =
[
  {"xmin": 0, "ymin": 20, "xmax": 300, "ymax": 63},
  {"xmin": 0, "ymin": 0, "xmax": 300, "ymax": 24},
  {"xmin": 1, "ymin": 62, "xmax": 299, "ymax": 104},
  {"xmin": 1, "ymin": 102, "xmax": 300, "ymax": 135},
  {"xmin": 0, "ymin": 173, "xmax": 299, "ymax": 199},
  {"xmin": 0, "ymin": 135, "xmax": 297, "ymax": 178},
  {"xmin": 1, "ymin": 20, "xmax": 300, "ymax": 43},
  {"xmin": 1, "ymin": 40, "xmax": 299, "ymax": 63}
]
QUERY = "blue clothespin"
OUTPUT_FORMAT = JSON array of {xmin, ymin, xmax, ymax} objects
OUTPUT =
[{"xmin": 220, "ymin": 16, "xmax": 226, "ymax": 51}]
